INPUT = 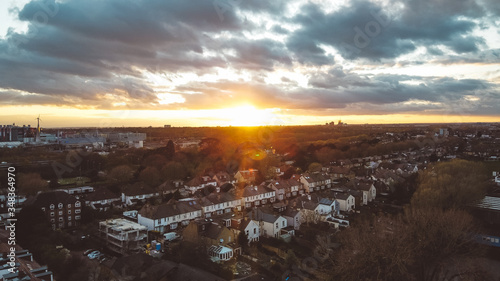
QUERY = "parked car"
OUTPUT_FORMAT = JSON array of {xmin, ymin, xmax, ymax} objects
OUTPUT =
[{"xmin": 88, "ymin": 251, "xmax": 101, "ymax": 259}]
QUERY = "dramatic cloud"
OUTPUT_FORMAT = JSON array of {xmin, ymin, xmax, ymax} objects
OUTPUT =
[{"xmin": 0, "ymin": 0, "xmax": 498, "ymax": 121}]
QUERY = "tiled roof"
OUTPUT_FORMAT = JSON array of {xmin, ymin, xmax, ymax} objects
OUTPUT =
[
  {"xmin": 31, "ymin": 191, "xmax": 77, "ymax": 207},
  {"xmin": 85, "ymin": 187, "xmax": 119, "ymax": 202},
  {"xmin": 242, "ymin": 185, "xmax": 273, "ymax": 197},
  {"xmin": 123, "ymin": 182, "xmax": 158, "ymax": 196},
  {"xmin": 139, "ymin": 200, "xmax": 201, "ymax": 219}
]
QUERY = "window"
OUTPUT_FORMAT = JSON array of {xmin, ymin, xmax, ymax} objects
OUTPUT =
[
  {"xmin": 253, "ymin": 228, "xmax": 256, "ymax": 234},
  {"xmin": 68, "ymin": 216, "xmax": 71, "ymax": 221},
  {"xmin": 50, "ymin": 204, "xmax": 54, "ymax": 210},
  {"xmin": 59, "ymin": 217, "xmax": 63, "ymax": 222},
  {"xmin": 246, "ymin": 230, "xmax": 249, "ymax": 235},
  {"xmin": 282, "ymin": 221, "xmax": 285, "ymax": 227},
  {"xmin": 75, "ymin": 209, "xmax": 81, "ymax": 214},
  {"xmin": 228, "ymin": 236, "xmax": 231, "ymax": 242},
  {"xmin": 67, "ymin": 204, "xmax": 72, "ymax": 208},
  {"xmin": 50, "ymin": 212, "xmax": 54, "ymax": 217},
  {"xmin": 41, "ymin": 207, "xmax": 46, "ymax": 212},
  {"xmin": 68, "ymin": 210, "xmax": 71, "ymax": 215},
  {"xmin": 58, "ymin": 203, "xmax": 63, "ymax": 209},
  {"xmin": 58, "ymin": 211, "xmax": 63, "ymax": 216},
  {"xmin": 75, "ymin": 215, "xmax": 81, "ymax": 220},
  {"xmin": 75, "ymin": 201, "xmax": 81, "ymax": 207},
  {"xmin": 275, "ymin": 222, "xmax": 278, "ymax": 228}
]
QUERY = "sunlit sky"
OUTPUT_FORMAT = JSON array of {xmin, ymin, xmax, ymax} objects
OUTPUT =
[{"xmin": 0, "ymin": 0, "xmax": 499, "ymax": 127}]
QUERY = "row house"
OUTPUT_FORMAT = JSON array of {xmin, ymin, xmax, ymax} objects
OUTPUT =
[
  {"xmin": 28, "ymin": 191, "xmax": 82, "ymax": 229},
  {"xmin": 299, "ymin": 173, "xmax": 332, "ymax": 193},
  {"xmin": 328, "ymin": 166, "xmax": 355, "ymax": 180},
  {"xmin": 122, "ymin": 183, "xmax": 159, "ymax": 206},
  {"xmin": 268, "ymin": 178, "xmax": 302, "ymax": 201},
  {"xmin": 138, "ymin": 200, "xmax": 202, "ymax": 233},
  {"xmin": 242, "ymin": 185, "xmax": 276, "ymax": 208},
  {"xmin": 199, "ymin": 192, "xmax": 242, "ymax": 218},
  {"xmin": 185, "ymin": 176, "xmax": 217, "ymax": 194},
  {"xmin": 84, "ymin": 187, "xmax": 121, "ymax": 211}
]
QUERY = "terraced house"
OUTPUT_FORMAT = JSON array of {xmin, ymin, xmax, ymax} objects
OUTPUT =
[
  {"xmin": 268, "ymin": 178, "xmax": 302, "ymax": 201},
  {"xmin": 241, "ymin": 185, "xmax": 276, "ymax": 208},
  {"xmin": 199, "ymin": 191, "xmax": 242, "ymax": 218},
  {"xmin": 138, "ymin": 199, "xmax": 202, "ymax": 232},
  {"xmin": 299, "ymin": 172, "xmax": 332, "ymax": 193}
]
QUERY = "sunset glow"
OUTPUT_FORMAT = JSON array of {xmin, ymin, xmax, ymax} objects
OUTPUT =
[{"xmin": 0, "ymin": 0, "xmax": 499, "ymax": 127}]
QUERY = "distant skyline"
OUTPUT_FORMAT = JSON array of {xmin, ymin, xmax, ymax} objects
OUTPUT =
[{"xmin": 1, "ymin": 0, "xmax": 499, "ymax": 127}]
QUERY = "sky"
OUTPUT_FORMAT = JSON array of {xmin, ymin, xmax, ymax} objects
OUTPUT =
[{"xmin": 0, "ymin": 0, "xmax": 499, "ymax": 127}]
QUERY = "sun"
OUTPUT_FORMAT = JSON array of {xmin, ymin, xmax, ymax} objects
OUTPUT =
[{"xmin": 226, "ymin": 105, "xmax": 268, "ymax": 126}]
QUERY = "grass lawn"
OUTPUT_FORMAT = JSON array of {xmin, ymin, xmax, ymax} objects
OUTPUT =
[{"xmin": 58, "ymin": 177, "xmax": 91, "ymax": 186}]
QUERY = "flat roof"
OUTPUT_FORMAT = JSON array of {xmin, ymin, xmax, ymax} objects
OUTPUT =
[
  {"xmin": 475, "ymin": 196, "xmax": 500, "ymax": 212},
  {"xmin": 100, "ymin": 218, "xmax": 147, "ymax": 231}
]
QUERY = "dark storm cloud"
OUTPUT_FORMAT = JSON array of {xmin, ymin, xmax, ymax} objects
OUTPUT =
[{"xmin": 288, "ymin": 0, "xmax": 486, "ymax": 62}]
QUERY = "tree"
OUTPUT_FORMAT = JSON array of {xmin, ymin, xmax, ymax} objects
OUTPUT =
[
  {"xmin": 332, "ymin": 208, "xmax": 484, "ymax": 281},
  {"xmin": 237, "ymin": 231, "xmax": 248, "ymax": 249},
  {"xmin": 139, "ymin": 166, "xmax": 161, "ymax": 187},
  {"xmin": 108, "ymin": 165, "xmax": 134, "ymax": 182},
  {"xmin": 161, "ymin": 161, "xmax": 188, "ymax": 180},
  {"xmin": 18, "ymin": 173, "xmax": 49, "ymax": 196},
  {"xmin": 411, "ymin": 159, "xmax": 487, "ymax": 210},
  {"xmin": 308, "ymin": 162, "xmax": 322, "ymax": 173},
  {"xmin": 165, "ymin": 139, "xmax": 175, "ymax": 159}
]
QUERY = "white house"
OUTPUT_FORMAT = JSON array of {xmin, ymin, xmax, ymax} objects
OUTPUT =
[
  {"xmin": 260, "ymin": 213, "xmax": 288, "ymax": 238},
  {"xmin": 268, "ymin": 179, "xmax": 302, "ymax": 201},
  {"xmin": 242, "ymin": 185, "xmax": 276, "ymax": 208},
  {"xmin": 199, "ymin": 191, "xmax": 242, "ymax": 217},
  {"xmin": 137, "ymin": 200, "xmax": 202, "ymax": 232},
  {"xmin": 335, "ymin": 193, "xmax": 355, "ymax": 212},
  {"xmin": 354, "ymin": 182, "xmax": 376, "ymax": 204},
  {"xmin": 250, "ymin": 208, "xmax": 292, "ymax": 239},
  {"xmin": 299, "ymin": 173, "xmax": 331, "ymax": 193},
  {"xmin": 231, "ymin": 217, "xmax": 260, "ymax": 243},
  {"xmin": 84, "ymin": 187, "xmax": 121, "ymax": 211},
  {"xmin": 282, "ymin": 208, "xmax": 301, "ymax": 230},
  {"xmin": 122, "ymin": 183, "xmax": 159, "ymax": 206}
]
